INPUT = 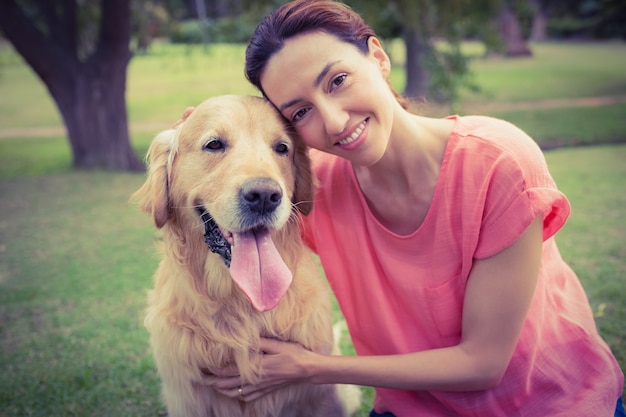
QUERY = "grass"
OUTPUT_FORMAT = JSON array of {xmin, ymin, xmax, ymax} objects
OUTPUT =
[
  {"xmin": 1, "ymin": 40, "xmax": 625, "ymax": 415},
  {"xmin": 385, "ymin": 40, "xmax": 626, "ymax": 104},
  {"xmin": 466, "ymin": 41, "xmax": 626, "ymax": 102},
  {"xmin": 491, "ymin": 103, "xmax": 626, "ymax": 148},
  {"xmin": 546, "ymin": 146, "xmax": 626, "ymax": 357},
  {"xmin": 0, "ymin": 173, "xmax": 163, "ymax": 417}
]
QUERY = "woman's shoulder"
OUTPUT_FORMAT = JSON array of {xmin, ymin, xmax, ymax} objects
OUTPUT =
[
  {"xmin": 451, "ymin": 115, "xmax": 542, "ymax": 157},
  {"xmin": 445, "ymin": 115, "xmax": 551, "ymax": 181}
]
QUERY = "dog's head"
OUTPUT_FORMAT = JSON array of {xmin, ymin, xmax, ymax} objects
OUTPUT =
[{"xmin": 133, "ymin": 95, "xmax": 314, "ymax": 311}]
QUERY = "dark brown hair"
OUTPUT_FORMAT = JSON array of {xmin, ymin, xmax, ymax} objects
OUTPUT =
[{"xmin": 245, "ymin": 0, "xmax": 408, "ymax": 109}]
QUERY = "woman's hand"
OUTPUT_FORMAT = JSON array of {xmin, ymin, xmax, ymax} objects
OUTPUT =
[
  {"xmin": 209, "ymin": 338, "xmax": 315, "ymax": 402},
  {"xmin": 172, "ymin": 106, "xmax": 195, "ymax": 128}
]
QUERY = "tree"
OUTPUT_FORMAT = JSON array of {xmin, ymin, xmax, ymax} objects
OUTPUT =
[
  {"xmin": 0, "ymin": 0, "xmax": 143, "ymax": 171},
  {"xmin": 352, "ymin": 0, "xmax": 499, "ymax": 105},
  {"xmin": 528, "ymin": 0, "xmax": 548, "ymax": 41},
  {"xmin": 496, "ymin": 0, "xmax": 532, "ymax": 56},
  {"xmin": 389, "ymin": 0, "xmax": 431, "ymax": 99}
]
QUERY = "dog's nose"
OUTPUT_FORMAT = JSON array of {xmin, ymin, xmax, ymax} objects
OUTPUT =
[{"xmin": 240, "ymin": 178, "xmax": 283, "ymax": 214}]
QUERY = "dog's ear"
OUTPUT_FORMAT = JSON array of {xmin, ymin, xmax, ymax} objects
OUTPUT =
[
  {"xmin": 132, "ymin": 129, "xmax": 177, "ymax": 228},
  {"xmin": 292, "ymin": 134, "xmax": 314, "ymax": 215}
]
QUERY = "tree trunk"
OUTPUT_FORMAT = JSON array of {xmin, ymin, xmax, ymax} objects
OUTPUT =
[
  {"xmin": 403, "ymin": 27, "xmax": 429, "ymax": 99},
  {"xmin": 51, "ymin": 53, "xmax": 140, "ymax": 170},
  {"xmin": 0, "ymin": 0, "xmax": 143, "ymax": 171},
  {"xmin": 497, "ymin": 3, "xmax": 533, "ymax": 57},
  {"xmin": 528, "ymin": 0, "xmax": 547, "ymax": 41}
]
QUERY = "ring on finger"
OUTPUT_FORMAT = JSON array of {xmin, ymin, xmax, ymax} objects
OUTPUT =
[{"xmin": 238, "ymin": 386, "xmax": 243, "ymax": 400}]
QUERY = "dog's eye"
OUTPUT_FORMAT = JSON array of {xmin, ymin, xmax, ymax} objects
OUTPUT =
[
  {"xmin": 203, "ymin": 139, "xmax": 226, "ymax": 152},
  {"xmin": 274, "ymin": 142, "xmax": 289, "ymax": 156}
]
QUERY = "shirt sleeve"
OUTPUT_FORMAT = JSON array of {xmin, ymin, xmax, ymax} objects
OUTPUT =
[{"xmin": 470, "ymin": 121, "xmax": 571, "ymax": 259}]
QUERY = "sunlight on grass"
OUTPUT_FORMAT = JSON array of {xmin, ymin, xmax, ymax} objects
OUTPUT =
[{"xmin": 126, "ymin": 43, "xmax": 258, "ymax": 124}]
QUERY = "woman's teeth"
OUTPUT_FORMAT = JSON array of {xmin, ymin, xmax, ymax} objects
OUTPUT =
[{"xmin": 338, "ymin": 120, "xmax": 366, "ymax": 146}]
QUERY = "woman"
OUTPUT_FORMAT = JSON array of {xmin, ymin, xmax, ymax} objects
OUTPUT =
[{"xmin": 209, "ymin": 0, "xmax": 624, "ymax": 415}]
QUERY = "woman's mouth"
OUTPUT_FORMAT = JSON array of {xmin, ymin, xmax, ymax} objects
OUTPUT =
[{"xmin": 336, "ymin": 119, "xmax": 367, "ymax": 147}]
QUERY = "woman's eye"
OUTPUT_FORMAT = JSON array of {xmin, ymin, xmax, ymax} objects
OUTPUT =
[
  {"xmin": 203, "ymin": 139, "xmax": 226, "ymax": 152},
  {"xmin": 331, "ymin": 74, "xmax": 347, "ymax": 89},
  {"xmin": 274, "ymin": 141, "xmax": 289, "ymax": 155},
  {"xmin": 292, "ymin": 108, "xmax": 309, "ymax": 122}
]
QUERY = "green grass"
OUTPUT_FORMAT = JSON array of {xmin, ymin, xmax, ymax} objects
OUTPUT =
[
  {"xmin": 386, "ymin": 40, "xmax": 626, "ymax": 103},
  {"xmin": 491, "ymin": 103, "xmax": 626, "ymax": 148},
  {"xmin": 1, "ymin": 40, "xmax": 625, "ymax": 415},
  {"xmin": 0, "ymin": 173, "xmax": 163, "ymax": 416},
  {"xmin": 545, "ymin": 146, "xmax": 626, "ymax": 361},
  {"xmin": 0, "ymin": 136, "xmax": 72, "ymax": 178},
  {"xmin": 467, "ymin": 41, "xmax": 626, "ymax": 103}
]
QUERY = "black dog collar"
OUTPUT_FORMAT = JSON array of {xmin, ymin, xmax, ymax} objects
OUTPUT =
[{"xmin": 198, "ymin": 209, "xmax": 232, "ymax": 267}]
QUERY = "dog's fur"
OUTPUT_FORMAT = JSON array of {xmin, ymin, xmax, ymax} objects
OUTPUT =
[{"xmin": 133, "ymin": 95, "xmax": 347, "ymax": 417}]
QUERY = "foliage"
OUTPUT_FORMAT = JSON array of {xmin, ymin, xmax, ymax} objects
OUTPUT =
[
  {"xmin": 169, "ymin": 16, "xmax": 258, "ymax": 44},
  {"xmin": 543, "ymin": 0, "xmax": 626, "ymax": 39},
  {"xmin": 131, "ymin": 0, "xmax": 171, "ymax": 53},
  {"xmin": 425, "ymin": 43, "xmax": 481, "ymax": 111}
]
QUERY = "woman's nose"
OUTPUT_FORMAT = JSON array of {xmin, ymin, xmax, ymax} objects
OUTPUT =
[{"xmin": 319, "ymin": 102, "xmax": 348, "ymax": 136}]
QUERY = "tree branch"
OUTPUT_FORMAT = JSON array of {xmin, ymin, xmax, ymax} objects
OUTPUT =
[{"xmin": 0, "ymin": 0, "xmax": 77, "ymax": 83}]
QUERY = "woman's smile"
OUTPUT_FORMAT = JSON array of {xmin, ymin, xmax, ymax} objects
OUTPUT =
[{"xmin": 336, "ymin": 118, "xmax": 368, "ymax": 149}]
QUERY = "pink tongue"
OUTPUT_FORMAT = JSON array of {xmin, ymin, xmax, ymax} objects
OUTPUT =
[{"xmin": 230, "ymin": 229, "xmax": 293, "ymax": 312}]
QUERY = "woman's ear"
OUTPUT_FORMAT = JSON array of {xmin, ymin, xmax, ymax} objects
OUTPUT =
[{"xmin": 367, "ymin": 37, "xmax": 391, "ymax": 77}]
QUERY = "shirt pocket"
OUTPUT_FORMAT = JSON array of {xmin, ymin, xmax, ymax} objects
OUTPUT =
[{"xmin": 424, "ymin": 274, "xmax": 466, "ymax": 341}]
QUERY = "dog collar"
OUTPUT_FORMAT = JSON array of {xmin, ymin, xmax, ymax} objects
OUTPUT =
[{"xmin": 198, "ymin": 209, "xmax": 232, "ymax": 267}]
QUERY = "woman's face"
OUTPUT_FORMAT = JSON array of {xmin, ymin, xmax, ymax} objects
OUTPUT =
[{"xmin": 260, "ymin": 31, "xmax": 396, "ymax": 166}]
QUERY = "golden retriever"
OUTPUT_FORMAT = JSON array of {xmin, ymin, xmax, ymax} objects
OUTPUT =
[{"xmin": 133, "ymin": 95, "xmax": 349, "ymax": 417}]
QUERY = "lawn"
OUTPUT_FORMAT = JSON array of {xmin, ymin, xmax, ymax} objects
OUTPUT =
[{"xmin": 0, "ymin": 40, "xmax": 625, "ymax": 415}]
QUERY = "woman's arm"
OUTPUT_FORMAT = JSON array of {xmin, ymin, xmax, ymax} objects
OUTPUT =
[{"xmin": 213, "ymin": 215, "xmax": 544, "ymax": 399}]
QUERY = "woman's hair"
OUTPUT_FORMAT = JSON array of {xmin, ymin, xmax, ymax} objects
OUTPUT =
[{"xmin": 245, "ymin": 0, "xmax": 408, "ymax": 109}]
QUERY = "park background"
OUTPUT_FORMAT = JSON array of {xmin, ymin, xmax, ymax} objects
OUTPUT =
[{"xmin": 0, "ymin": 0, "xmax": 625, "ymax": 415}]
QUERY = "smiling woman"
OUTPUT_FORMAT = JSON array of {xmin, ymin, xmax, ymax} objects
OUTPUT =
[
  {"xmin": 260, "ymin": 31, "xmax": 398, "ymax": 168},
  {"xmin": 209, "ymin": 1, "xmax": 626, "ymax": 416}
]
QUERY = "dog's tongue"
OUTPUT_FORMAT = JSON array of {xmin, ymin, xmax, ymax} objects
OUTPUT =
[{"xmin": 230, "ymin": 229, "xmax": 292, "ymax": 312}]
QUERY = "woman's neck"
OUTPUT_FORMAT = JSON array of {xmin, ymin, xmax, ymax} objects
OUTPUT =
[
  {"xmin": 351, "ymin": 112, "xmax": 455, "ymax": 235},
  {"xmin": 354, "ymin": 111, "xmax": 453, "ymax": 193}
]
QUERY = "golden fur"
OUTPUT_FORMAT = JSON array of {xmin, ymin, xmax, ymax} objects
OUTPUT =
[{"xmin": 133, "ymin": 95, "xmax": 347, "ymax": 417}]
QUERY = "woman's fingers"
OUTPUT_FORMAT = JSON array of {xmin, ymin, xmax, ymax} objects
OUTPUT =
[
  {"xmin": 259, "ymin": 337, "xmax": 289, "ymax": 354},
  {"xmin": 205, "ymin": 339, "xmax": 309, "ymax": 401},
  {"xmin": 210, "ymin": 375, "xmax": 242, "ymax": 390},
  {"xmin": 239, "ymin": 382, "xmax": 284, "ymax": 402},
  {"xmin": 172, "ymin": 106, "xmax": 195, "ymax": 128},
  {"xmin": 210, "ymin": 377, "xmax": 278, "ymax": 402}
]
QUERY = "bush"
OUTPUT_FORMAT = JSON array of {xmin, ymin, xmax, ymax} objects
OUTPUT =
[
  {"xmin": 169, "ymin": 20, "xmax": 206, "ymax": 44},
  {"xmin": 168, "ymin": 17, "xmax": 257, "ymax": 45}
]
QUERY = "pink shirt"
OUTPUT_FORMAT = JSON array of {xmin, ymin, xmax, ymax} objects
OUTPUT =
[{"xmin": 302, "ymin": 115, "xmax": 623, "ymax": 416}]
